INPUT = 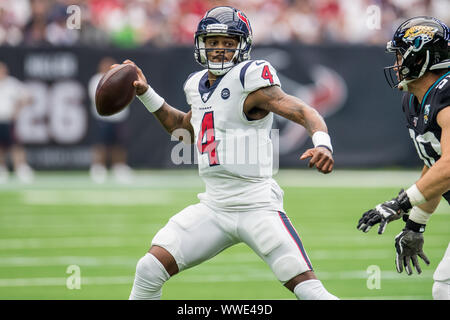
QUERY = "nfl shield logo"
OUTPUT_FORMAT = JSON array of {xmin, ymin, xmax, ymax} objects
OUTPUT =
[{"xmin": 424, "ymin": 104, "xmax": 430, "ymax": 124}]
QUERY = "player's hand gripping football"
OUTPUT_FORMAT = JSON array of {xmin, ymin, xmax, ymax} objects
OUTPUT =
[
  {"xmin": 111, "ymin": 60, "xmax": 149, "ymax": 95},
  {"xmin": 357, "ymin": 189, "xmax": 412, "ymax": 234},
  {"xmin": 395, "ymin": 229, "xmax": 430, "ymax": 275},
  {"xmin": 300, "ymin": 147, "xmax": 334, "ymax": 174}
]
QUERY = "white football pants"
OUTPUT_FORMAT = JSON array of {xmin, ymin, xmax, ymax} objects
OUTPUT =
[
  {"xmin": 151, "ymin": 202, "xmax": 313, "ymax": 283},
  {"xmin": 433, "ymin": 242, "xmax": 450, "ymax": 300}
]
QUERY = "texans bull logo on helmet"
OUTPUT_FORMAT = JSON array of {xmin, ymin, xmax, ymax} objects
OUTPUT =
[{"xmin": 237, "ymin": 11, "xmax": 252, "ymax": 34}]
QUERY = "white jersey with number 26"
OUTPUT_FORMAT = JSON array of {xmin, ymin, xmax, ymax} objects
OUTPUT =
[{"xmin": 184, "ymin": 59, "xmax": 284, "ymax": 212}]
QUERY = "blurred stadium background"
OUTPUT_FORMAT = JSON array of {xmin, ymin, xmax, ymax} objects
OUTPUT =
[{"xmin": 0, "ymin": 0, "xmax": 449, "ymax": 300}]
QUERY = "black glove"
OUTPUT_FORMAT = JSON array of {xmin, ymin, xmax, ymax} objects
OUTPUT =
[
  {"xmin": 357, "ymin": 189, "xmax": 412, "ymax": 234},
  {"xmin": 395, "ymin": 219, "xmax": 430, "ymax": 275}
]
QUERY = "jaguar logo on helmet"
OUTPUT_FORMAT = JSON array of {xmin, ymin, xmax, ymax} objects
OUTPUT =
[
  {"xmin": 403, "ymin": 25, "xmax": 438, "ymax": 51},
  {"xmin": 384, "ymin": 16, "xmax": 450, "ymax": 91}
]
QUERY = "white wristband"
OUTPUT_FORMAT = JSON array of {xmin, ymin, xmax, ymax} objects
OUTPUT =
[
  {"xmin": 137, "ymin": 86, "xmax": 165, "ymax": 113},
  {"xmin": 312, "ymin": 131, "xmax": 333, "ymax": 153},
  {"xmin": 409, "ymin": 206, "xmax": 432, "ymax": 224},
  {"xmin": 406, "ymin": 184, "xmax": 426, "ymax": 206}
]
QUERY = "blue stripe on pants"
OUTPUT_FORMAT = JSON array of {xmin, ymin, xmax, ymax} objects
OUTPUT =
[{"xmin": 278, "ymin": 211, "xmax": 313, "ymax": 271}]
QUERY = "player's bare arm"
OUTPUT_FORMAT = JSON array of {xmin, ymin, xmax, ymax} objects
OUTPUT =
[
  {"xmin": 415, "ymin": 106, "xmax": 450, "ymax": 200},
  {"xmin": 244, "ymin": 85, "xmax": 334, "ymax": 174},
  {"xmin": 383, "ymin": 109, "xmax": 449, "ymax": 274},
  {"xmin": 122, "ymin": 60, "xmax": 195, "ymax": 143},
  {"xmin": 416, "ymin": 165, "xmax": 442, "ymax": 213},
  {"xmin": 153, "ymin": 106, "xmax": 194, "ymax": 143},
  {"xmin": 359, "ymin": 16, "xmax": 450, "ymax": 239},
  {"xmin": 359, "ymin": 107, "xmax": 450, "ymax": 236}
]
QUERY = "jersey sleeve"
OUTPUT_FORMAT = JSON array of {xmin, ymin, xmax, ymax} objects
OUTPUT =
[
  {"xmin": 242, "ymin": 60, "xmax": 281, "ymax": 94},
  {"xmin": 183, "ymin": 71, "xmax": 199, "ymax": 106},
  {"xmin": 433, "ymin": 75, "xmax": 450, "ymax": 114}
]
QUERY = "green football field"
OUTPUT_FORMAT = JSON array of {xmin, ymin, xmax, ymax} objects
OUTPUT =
[{"xmin": 0, "ymin": 169, "xmax": 448, "ymax": 300}]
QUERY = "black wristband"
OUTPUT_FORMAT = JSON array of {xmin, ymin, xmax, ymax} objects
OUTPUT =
[
  {"xmin": 405, "ymin": 219, "xmax": 426, "ymax": 233},
  {"xmin": 397, "ymin": 190, "xmax": 412, "ymax": 212}
]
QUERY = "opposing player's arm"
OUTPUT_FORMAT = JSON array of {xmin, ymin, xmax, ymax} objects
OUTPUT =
[
  {"xmin": 122, "ymin": 60, "xmax": 194, "ymax": 143},
  {"xmin": 391, "ymin": 107, "xmax": 450, "ymax": 275},
  {"xmin": 244, "ymin": 85, "xmax": 333, "ymax": 173},
  {"xmin": 357, "ymin": 107, "xmax": 450, "ymax": 236},
  {"xmin": 415, "ymin": 106, "xmax": 450, "ymax": 199},
  {"xmin": 416, "ymin": 165, "xmax": 441, "ymax": 213}
]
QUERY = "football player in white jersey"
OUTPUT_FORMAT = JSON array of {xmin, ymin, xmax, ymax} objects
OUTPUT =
[
  {"xmin": 357, "ymin": 17, "xmax": 450, "ymax": 299},
  {"xmin": 127, "ymin": 6, "xmax": 337, "ymax": 300}
]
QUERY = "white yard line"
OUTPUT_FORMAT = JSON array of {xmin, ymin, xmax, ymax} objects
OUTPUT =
[
  {"xmin": 0, "ymin": 256, "xmax": 138, "ymax": 267},
  {"xmin": 0, "ymin": 243, "xmax": 447, "ymax": 261},
  {"xmin": 20, "ymin": 190, "xmax": 172, "ymax": 205},
  {"xmin": 274, "ymin": 169, "xmax": 422, "ymax": 188},
  {"xmin": 0, "ymin": 170, "xmax": 448, "ymax": 211},
  {"xmin": 0, "ymin": 269, "xmax": 434, "ymax": 288},
  {"xmin": 0, "ymin": 276, "xmax": 134, "ymax": 287},
  {"xmin": 0, "ymin": 169, "xmax": 427, "ymax": 190},
  {"xmin": 341, "ymin": 295, "xmax": 430, "ymax": 300},
  {"xmin": 0, "ymin": 237, "xmax": 147, "ymax": 250}
]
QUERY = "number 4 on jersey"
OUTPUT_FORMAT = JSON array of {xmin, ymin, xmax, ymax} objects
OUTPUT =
[
  {"xmin": 197, "ymin": 111, "xmax": 219, "ymax": 166},
  {"xmin": 261, "ymin": 65, "xmax": 274, "ymax": 84}
]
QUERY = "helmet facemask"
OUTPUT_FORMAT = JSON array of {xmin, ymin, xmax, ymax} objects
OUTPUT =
[
  {"xmin": 195, "ymin": 25, "xmax": 251, "ymax": 76},
  {"xmin": 194, "ymin": 7, "xmax": 253, "ymax": 76},
  {"xmin": 384, "ymin": 41, "xmax": 431, "ymax": 91}
]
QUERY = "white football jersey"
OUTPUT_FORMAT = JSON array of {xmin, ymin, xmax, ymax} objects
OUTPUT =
[
  {"xmin": 184, "ymin": 60, "xmax": 284, "ymax": 211},
  {"xmin": 0, "ymin": 76, "xmax": 24, "ymax": 122}
]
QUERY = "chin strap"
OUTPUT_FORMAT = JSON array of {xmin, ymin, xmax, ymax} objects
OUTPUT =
[
  {"xmin": 207, "ymin": 44, "xmax": 242, "ymax": 76},
  {"xmin": 398, "ymin": 78, "xmax": 414, "ymax": 91},
  {"xmin": 208, "ymin": 61, "xmax": 234, "ymax": 76},
  {"xmin": 398, "ymin": 50, "xmax": 430, "ymax": 91}
]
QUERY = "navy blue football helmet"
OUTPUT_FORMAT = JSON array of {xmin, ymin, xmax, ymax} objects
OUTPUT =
[
  {"xmin": 194, "ymin": 6, "xmax": 253, "ymax": 75},
  {"xmin": 384, "ymin": 16, "xmax": 450, "ymax": 90}
]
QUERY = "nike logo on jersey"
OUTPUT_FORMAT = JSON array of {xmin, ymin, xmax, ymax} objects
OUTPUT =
[{"xmin": 255, "ymin": 61, "xmax": 265, "ymax": 66}]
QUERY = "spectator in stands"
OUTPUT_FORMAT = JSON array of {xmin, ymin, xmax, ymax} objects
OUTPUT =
[
  {"xmin": 45, "ymin": 0, "xmax": 79, "ymax": 45},
  {"xmin": 21, "ymin": 0, "xmax": 51, "ymax": 46},
  {"xmin": 0, "ymin": 0, "xmax": 448, "ymax": 48}
]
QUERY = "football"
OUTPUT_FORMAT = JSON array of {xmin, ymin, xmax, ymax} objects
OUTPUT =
[{"xmin": 95, "ymin": 63, "xmax": 138, "ymax": 116}]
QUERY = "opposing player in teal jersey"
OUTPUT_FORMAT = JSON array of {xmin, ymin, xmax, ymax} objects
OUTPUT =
[{"xmin": 357, "ymin": 16, "xmax": 450, "ymax": 300}]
